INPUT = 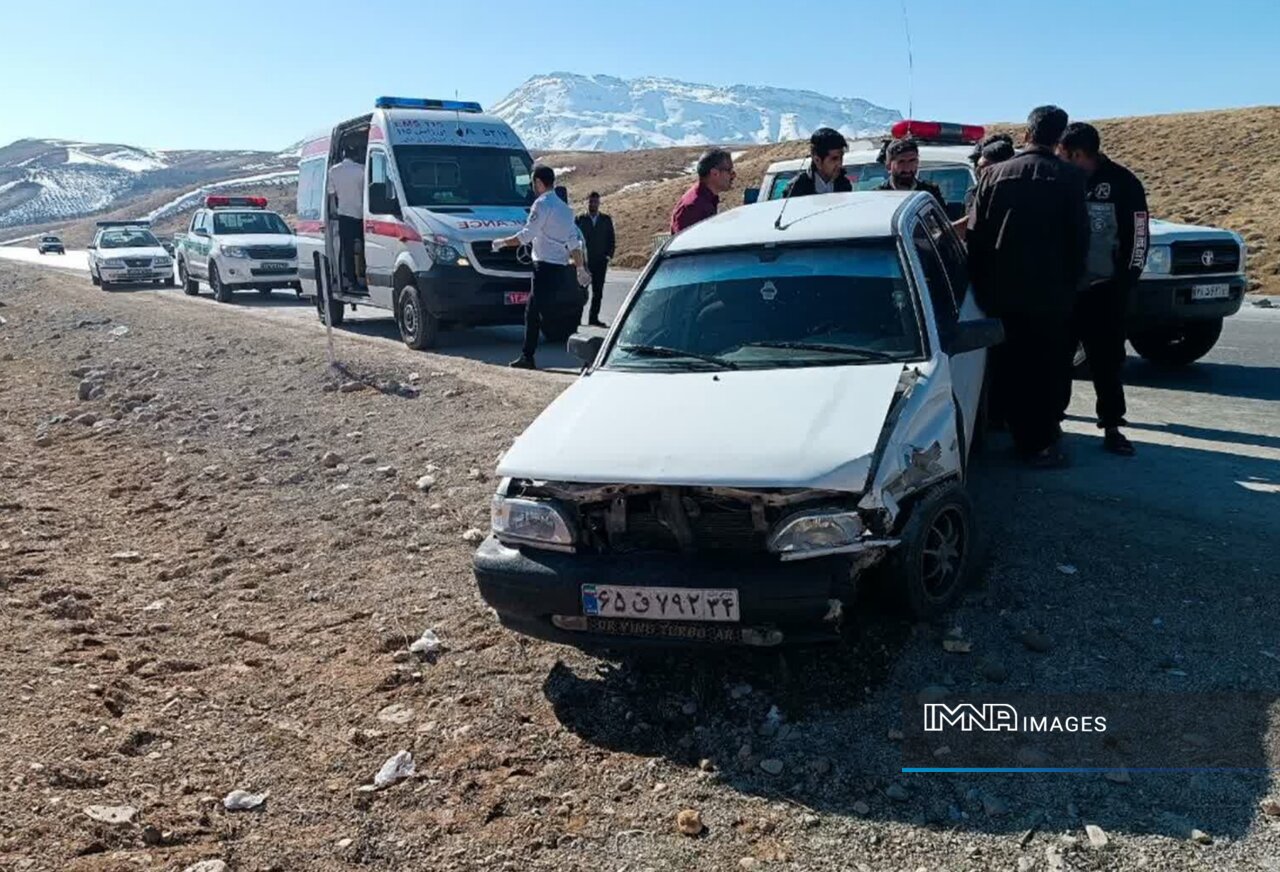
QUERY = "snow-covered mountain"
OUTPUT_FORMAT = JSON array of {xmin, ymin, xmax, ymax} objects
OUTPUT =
[
  {"xmin": 0, "ymin": 139, "xmax": 297, "ymax": 230},
  {"xmin": 491, "ymin": 73, "xmax": 902, "ymax": 152}
]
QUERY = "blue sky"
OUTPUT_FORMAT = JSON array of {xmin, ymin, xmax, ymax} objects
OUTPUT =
[{"xmin": 3, "ymin": 0, "xmax": 1276, "ymax": 151}]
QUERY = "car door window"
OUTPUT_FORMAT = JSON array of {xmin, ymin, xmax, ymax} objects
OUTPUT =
[
  {"xmin": 920, "ymin": 207, "xmax": 969, "ymax": 305},
  {"xmin": 367, "ymin": 150, "xmax": 389, "ymax": 213},
  {"xmin": 912, "ymin": 222, "xmax": 959, "ymax": 340}
]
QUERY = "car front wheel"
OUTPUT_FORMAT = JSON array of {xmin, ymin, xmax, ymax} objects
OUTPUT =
[
  {"xmin": 893, "ymin": 482, "xmax": 977, "ymax": 619},
  {"xmin": 1129, "ymin": 319, "xmax": 1223, "ymax": 367},
  {"xmin": 209, "ymin": 261, "xmax": 232, "ymax": 303}
]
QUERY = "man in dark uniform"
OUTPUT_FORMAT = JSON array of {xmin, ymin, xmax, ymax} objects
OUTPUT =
[
  {"xmin": 575, "ymin": 192, "xmax": 615, "ymax": 327},
  {"xmin": 1057, "ymin": 122, "xmax": 1149, "ymax": 456},
  {"xmin": 876, "ymin": 138, "xmax": 946, "ymax": 207},
  {"xmin": 967, "ymin": 105, "xmax": 1090, "ymax": 468},
  {"xmin": 783, "ymin": 128, "xmax": 853, "ymax": 198}
]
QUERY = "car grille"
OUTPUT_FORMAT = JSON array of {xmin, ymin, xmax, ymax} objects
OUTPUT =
[
  {"xmin": 1171, "ymin": 241, "xmax": 1239, "ymax": 275},
  {"xmin": 605, "ymin": 492, "xmax": 766, "ymax": 554},
  {"xmin": 245, "ymin": 245, "xmax": 297, "ymax": 260},
  {"xmin": 469, "ymin": 243, "xmax": 532, "ymax": 275},
  {"xmin": 124, "ymin": 258, "xmax": 154, "ymax": 268}
]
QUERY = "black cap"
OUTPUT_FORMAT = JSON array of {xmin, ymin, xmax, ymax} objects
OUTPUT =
[{"xmin": 885, "ymin": 138, "xmax": 919, "ymax": 160}]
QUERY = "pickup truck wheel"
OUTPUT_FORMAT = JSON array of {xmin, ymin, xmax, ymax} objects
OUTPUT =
[
  {"xmin": 178, "ymin": 261, "xmax": 199, "ymax": 295},
  {"xmin": 90, "ymin": 270, "xmax": 101, "ymax": 287},
  {"xmin": 209, "ymin": 261, "xmax": 232, "ymax": 303},
  {"xmin": 893, "ymin": 482, "xmax": 976, "ymax": 619},
  {"xmin": 396, "ymin": 281, "xmax": 439, "ymax": 350},
  {"xmin": 1130, "ymin": 318, "xmax": 1223, "ymax": 367}
]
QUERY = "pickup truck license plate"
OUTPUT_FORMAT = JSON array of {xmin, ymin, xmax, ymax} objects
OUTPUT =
[
  {"xmin": 260, "ymin": 262, "xmax": 290, "ymax": 271},
  {"xmin": 505, "ymin": 290, "xmax": 530, "ymax": 306},
  {"xmin": 581, "ymin": 584, "xmax": 740, "ymax": 622},
  {"xmin": 1191, "ymin": 283, "xmax": 1230, "ymax": 301}
]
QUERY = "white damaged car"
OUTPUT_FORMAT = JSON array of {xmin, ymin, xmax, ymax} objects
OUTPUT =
[{"xmin": 473, "ymin": 191, "xmax": 1003, "ymax": 648}]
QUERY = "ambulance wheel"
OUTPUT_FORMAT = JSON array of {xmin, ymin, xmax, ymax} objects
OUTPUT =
[
  {"xmin": 210, "ymin": 262, "xmax": 232, "ymax": 303},
  {"xmin": 178, "ymin": 261, "xmax": 199, "ymax": 295},
  {"xmin": 396, "ymin": 281, "xmax": 439, "ymax": 350}
]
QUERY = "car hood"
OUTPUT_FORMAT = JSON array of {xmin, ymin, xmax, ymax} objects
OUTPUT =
[
  {"xmin": 1149, "ymin": 218, "xmax": 1242, "ymax": 244},
  {"xmin": 497, "ymin": 364, "xmax": 906, "ymax": 492},
  {"xmin": 407, "ymin": 206, "xmax": 530, "ymax": 244},
  {"xmin": 215, "ymin": 234, "xmax": 298, "ymax": 249},
  {"xmin": 98, "ymin": 246, "xmax": 168, "ymax": 259}
]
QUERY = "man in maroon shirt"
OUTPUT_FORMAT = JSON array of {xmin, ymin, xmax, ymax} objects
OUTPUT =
[{"xmin": 670, "ymin": 148, "xmax": 736, "ymax": 233}]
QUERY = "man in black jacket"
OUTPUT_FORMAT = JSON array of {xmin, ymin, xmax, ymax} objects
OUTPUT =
[
  {"xmin": 783, "ymin": 128, "xmax": 852, "ymax": 198},
  {"xmin": 876, "ymin": 138, "xmax": 946, "ymax": 208},
  {"xmin": 574, "ymin": 192, "xmax": 616, "ymax": 327},
  {"xmin": 1057, "ymin": 122, "xmax": 1149, "ymax": 456},
  {"xmin": 967, "ymin": 105, "xmax": 1090, "ymax": 467}
]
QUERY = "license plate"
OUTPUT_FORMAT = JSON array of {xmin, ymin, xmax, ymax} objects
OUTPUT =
[
  {"xmin": 581, "ymin": 584, "xmax": 740, "ymax": 622},
  {"xmin": 505, "ymin": 290, "xmax": 530, "ymax": 306},
  {"xmin": 260, "ymin": 262, "xmax": 290, "ymax": 271},
  {"xmin": 585, "ymin": 617, "xmax": 743, "ymax": 643},
  {"xmin": 1191, "ymin": 284, "xmax": 1230, "ymax": 301},
  {"xmin": 125, "ymin": 270, "xmax": 152, "ymax": 278}
]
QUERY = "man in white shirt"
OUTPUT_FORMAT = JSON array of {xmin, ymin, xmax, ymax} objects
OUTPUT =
[
  {"xmin": 492, "ymin": 165, "xmax": 585, "ymax": 369},
  {"xmin": 327, "ymin": 145, "xmax": 365, "ymax": 290}
]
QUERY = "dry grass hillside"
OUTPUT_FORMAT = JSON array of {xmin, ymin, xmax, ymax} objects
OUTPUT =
[{"xmin": 545, "ymin": 106, "xmax": 1280, "ymax": 294}]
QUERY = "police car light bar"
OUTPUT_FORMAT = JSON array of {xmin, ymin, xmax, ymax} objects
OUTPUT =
[
  {"xmin": 96, "ymin": 219, "xmax": 151, "ymax": 227},
  {"xmin": 891, "ymin": 120, "xmax": 986, "ymax": 144},
  {"xmin": 205, "ymin": 196, "xmax": 268, "ymax": 209},
  {"xmin": 374, "ymin": 96, "xmax": 483, "ymax": 113}
]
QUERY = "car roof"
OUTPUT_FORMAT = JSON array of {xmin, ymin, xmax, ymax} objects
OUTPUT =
[
  {"xmin": 665, "ymin": 191, "xmax": 919, "ymax": 253},
  {"xmin": 764, "ymin": 144, "xmax": 975, "ymax": 175}
]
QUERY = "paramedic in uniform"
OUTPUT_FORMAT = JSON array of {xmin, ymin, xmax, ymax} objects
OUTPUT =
[
  {"xmin": 327, "ymin": 144, "xmax": 364, "ymax": 291},
  {"xmin": 493, "ymin": 165, "xmax": 585, "ymax": 370},
  {"xmin": 1057, "ymin": 122, "xmax": 1149, "ymax": 456}
]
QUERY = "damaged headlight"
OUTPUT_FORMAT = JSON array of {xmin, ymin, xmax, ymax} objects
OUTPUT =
[
  {"xmin": 491, "ymin": 495, "xmax": 574, "ymax": 551},
  {"xmin": 768, "ymin": 510, "xmax": 865, "ymax": 560}
]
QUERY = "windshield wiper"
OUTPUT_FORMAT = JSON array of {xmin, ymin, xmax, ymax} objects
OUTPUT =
[
  {"xmin": 617, "ymin": 344, "xmax": 739, "ymax": 370},
  {"xmin": 739, "ymin": 341, "xmax": 904, "ymax": 361}
]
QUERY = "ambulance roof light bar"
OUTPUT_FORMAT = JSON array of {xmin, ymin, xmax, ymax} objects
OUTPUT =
[
  {"xmin": 890, "ymin": 120, "xmax": 986, "ymax": 145},
  {"xmin": 205, "ymin": 195, "xmax": 268, "ymax": 209},
  {"xmin": 374, "ymin": 96, "xmax": 483, "ymax": 113}
]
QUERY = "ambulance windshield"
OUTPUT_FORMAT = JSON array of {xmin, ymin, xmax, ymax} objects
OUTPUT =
[{"xmin": 393, "ymin": 146, "xmax": 534, "ymax": 210}]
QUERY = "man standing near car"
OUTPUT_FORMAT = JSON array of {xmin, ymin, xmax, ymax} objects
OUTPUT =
[
  {"xmin": 671, "ymin": 149, "xmax": 736, "ymax": 233},
  {"xmin": 967, "ymin": 105, "xmax": 1090, "ymax": 468},
  {"xmin": 1057, "ymin": 122, "xmax": 1148, "ymax": 457},
  {"xmin": 327, "ymin": 144, "xmax": 364, "ymax": 291},
  {"xmin": 492, "ymin": 165, "xmax": 584, "ymax": 370},
  {"xmin": 876, "ymin": 138, "xmax": 946, "ymax": 208},
  {"xmin": 784, "ymin": 128, "xmax": 852, "ymax": 197},
  {"xmin": 575, "ymin": 192, "xmax": 615, "ymax": 327}
]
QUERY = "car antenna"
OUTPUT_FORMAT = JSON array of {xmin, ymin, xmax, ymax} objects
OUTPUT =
[
  {"xmin": 774, "ymin": 161, "xmax": 800, "ymax": 230},
  {"xmin": 900, "ymin": 0, "xmax": 915, "ymax": 121}
]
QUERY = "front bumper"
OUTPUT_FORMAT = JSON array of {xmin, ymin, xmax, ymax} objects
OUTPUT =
[
  {"xmin": 472, "ymin": 535, "xmax": 854, "ymax": 649},
  {"xmin": 1129, "ymin": 275, "xmax": 1246, "ymax": 324},
  {"xmin": 221, "ymin": 259, "xmax": 300, "ymax": 287},
  {"xmin": 100, "ymin": 265, "xmax": 173, "ymax": 283},
  {"xmin": 417, "ymin": 264, "xmax": 585, "ymax": 327}
]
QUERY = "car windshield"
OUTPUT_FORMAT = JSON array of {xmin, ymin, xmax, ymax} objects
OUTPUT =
[
  {"xmin": 768, "ymin": 162, "xmax": 975, "ymax": 207},
  {"xmin": 42, "ymin": 237, "xmax": 59, "ymax": 243},
  {"xmin": 604, "ymin": 243, "xmax": 923, "ymax": 371},
  {"xmin": 212, "ymin": 211, "xmax": 291, "ymax": 235},
  {"xmin": 98, "ymin": 229, "xmax": 159, "ymax": 248},
  {"xmin": 392, "ymin": 145, "xmax": 533, "ymax": 209}
]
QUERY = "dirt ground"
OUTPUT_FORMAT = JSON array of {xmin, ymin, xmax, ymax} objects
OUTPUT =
[{"xmin": 2, "ymin": 262, "xmax": 1279, "ymax": 871}]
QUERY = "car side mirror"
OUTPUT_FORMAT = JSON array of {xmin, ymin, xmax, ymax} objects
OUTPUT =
[
  {"xmin": 945, "ymin": 317, "xmax": 1005, "ymax": 355},
  {"xmin": 194, "ymin": 228, "xmax": 209, "ymax": 237},
  {"xmin": 568, "ymin": 333, "xmax": 604, "ymax": 365},
  {"xmin": 744, "ymin": 187, "xmax": 760, "ymax": 205},
  {"xmin": 369, "ymin": 183, "xmax": 401, "ymax": 218}
]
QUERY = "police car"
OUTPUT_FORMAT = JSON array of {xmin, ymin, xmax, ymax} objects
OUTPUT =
[
  {"xmin": 473, "ymin": 190, "xmax": 1003, "ymax": 649},
  {"xmin": 174, "ymin": 196, "xmax": 300, "ymax": 302},
  {"xmin": 88, "ymin": 221, "xmax": 174, "ymax": 289}
]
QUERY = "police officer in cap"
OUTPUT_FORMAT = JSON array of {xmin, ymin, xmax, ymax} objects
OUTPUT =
[{"xmin": 877, "ymin": 138, "xmax": 946, "ymax": 208}]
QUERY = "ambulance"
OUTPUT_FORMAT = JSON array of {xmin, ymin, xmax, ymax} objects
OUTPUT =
[{"xmin": 296, "ymin": 97, "xmax": 585, "ymax": 350}]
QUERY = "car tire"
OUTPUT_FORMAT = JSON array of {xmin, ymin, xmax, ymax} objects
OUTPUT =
[
  {"xmin": 90, "ymin": 270, "xmax": 101, "ymax": 287},
  {"xmin": 163, "ymin": 276, "xmax": 176, "ymax": 288},
  {"xmin": 541, "ymin": 311, "xmax": 579, "ymax": 343},
  {"xmin": 1129, "ymin": 318, "xmax": 1223, "ymax": 367},
  {"xmin": 178, "ymin": 261, "xmax": 199, "ymax": 295},
  {"xmin": 893, "ymin": 481, "xmax": 977, "ymax": 620},
  {"xmin": 210, "ymin": 261, "xmax": 232, "ymax": 303},
  {"xmin": 396, "ymin": 280, "xmax": 439, "ymax": 350}
]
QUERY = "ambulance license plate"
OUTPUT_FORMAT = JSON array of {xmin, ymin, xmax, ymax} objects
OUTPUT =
[
  {"xmin": 1191, "ymin": 284, "xmax": 1230, "ymax": 301},
  {"xmin": 505, "ymin": 291, "xmax": 530, "ymax": 306},
  {"xmin": 581, "ymin": 584, "xmax": 740, "ymax": 622}
]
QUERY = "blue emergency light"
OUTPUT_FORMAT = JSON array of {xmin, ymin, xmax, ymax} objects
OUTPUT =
[{"xmin": 374, "ymin": 96, "xmax": 483, "ymax": 112}]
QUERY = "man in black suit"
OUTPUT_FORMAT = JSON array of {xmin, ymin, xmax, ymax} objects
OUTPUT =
[{"xmin": 575, "ymin": 192, "xmax": 615, "ymax": 327}]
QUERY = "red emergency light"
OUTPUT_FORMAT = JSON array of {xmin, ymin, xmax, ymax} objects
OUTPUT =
[
  {"xmin": 891, "ymin": 120, "xmax": 986, "ymax": 145},
  {"xmin": 205, "ymin": 195, "xmax": 268, "ymax": 209}
]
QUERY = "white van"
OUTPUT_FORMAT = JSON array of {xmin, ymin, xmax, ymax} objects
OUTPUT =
[{"xmin": 297, "ymin": 97, "xmax": 585, "ymax": 349}]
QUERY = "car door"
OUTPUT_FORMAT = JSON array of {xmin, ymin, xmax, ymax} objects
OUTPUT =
[
  {"xmin": 361, "ymin": 148, "xmax": 397, "ymax": 306},
  {"xmin": 187, "ymin": 211, "xmax": 210, "ymax": 277}
]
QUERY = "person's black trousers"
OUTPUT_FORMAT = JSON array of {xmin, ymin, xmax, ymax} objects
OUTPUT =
[
  {"xmin": 1072, "ymin": 281, "xmax": 1129, "ymax": 429},
  {"xmin": 998, "ymin": 312, "xmax": 1074, "ymax": 456},
  {"xmin": 337, "ymin": 215, "xmax": 361, "ymax": 288},
  {"xmin": 523, "ymin": 262, "xmax": 572, "ymax": 359},
  {"xmin": 586, "ymin": 260, "xmax": 608, "ymax": 323}
]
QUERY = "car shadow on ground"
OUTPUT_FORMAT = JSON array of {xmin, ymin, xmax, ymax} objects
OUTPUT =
[
  {"xmin": 1116, "ymin": 358, "xmax": 1280, "ymax": 403},
  {"xmin": 336, "ymin": 317, "xmax": 595, "ymax": 372},
  {"xmin": 541, "ymin": 431, "xmax": 1279, "ymax": 840},
  {"xmin": 1063, "ymin": 412, "xmax": 1280, "ymax": 452}
]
